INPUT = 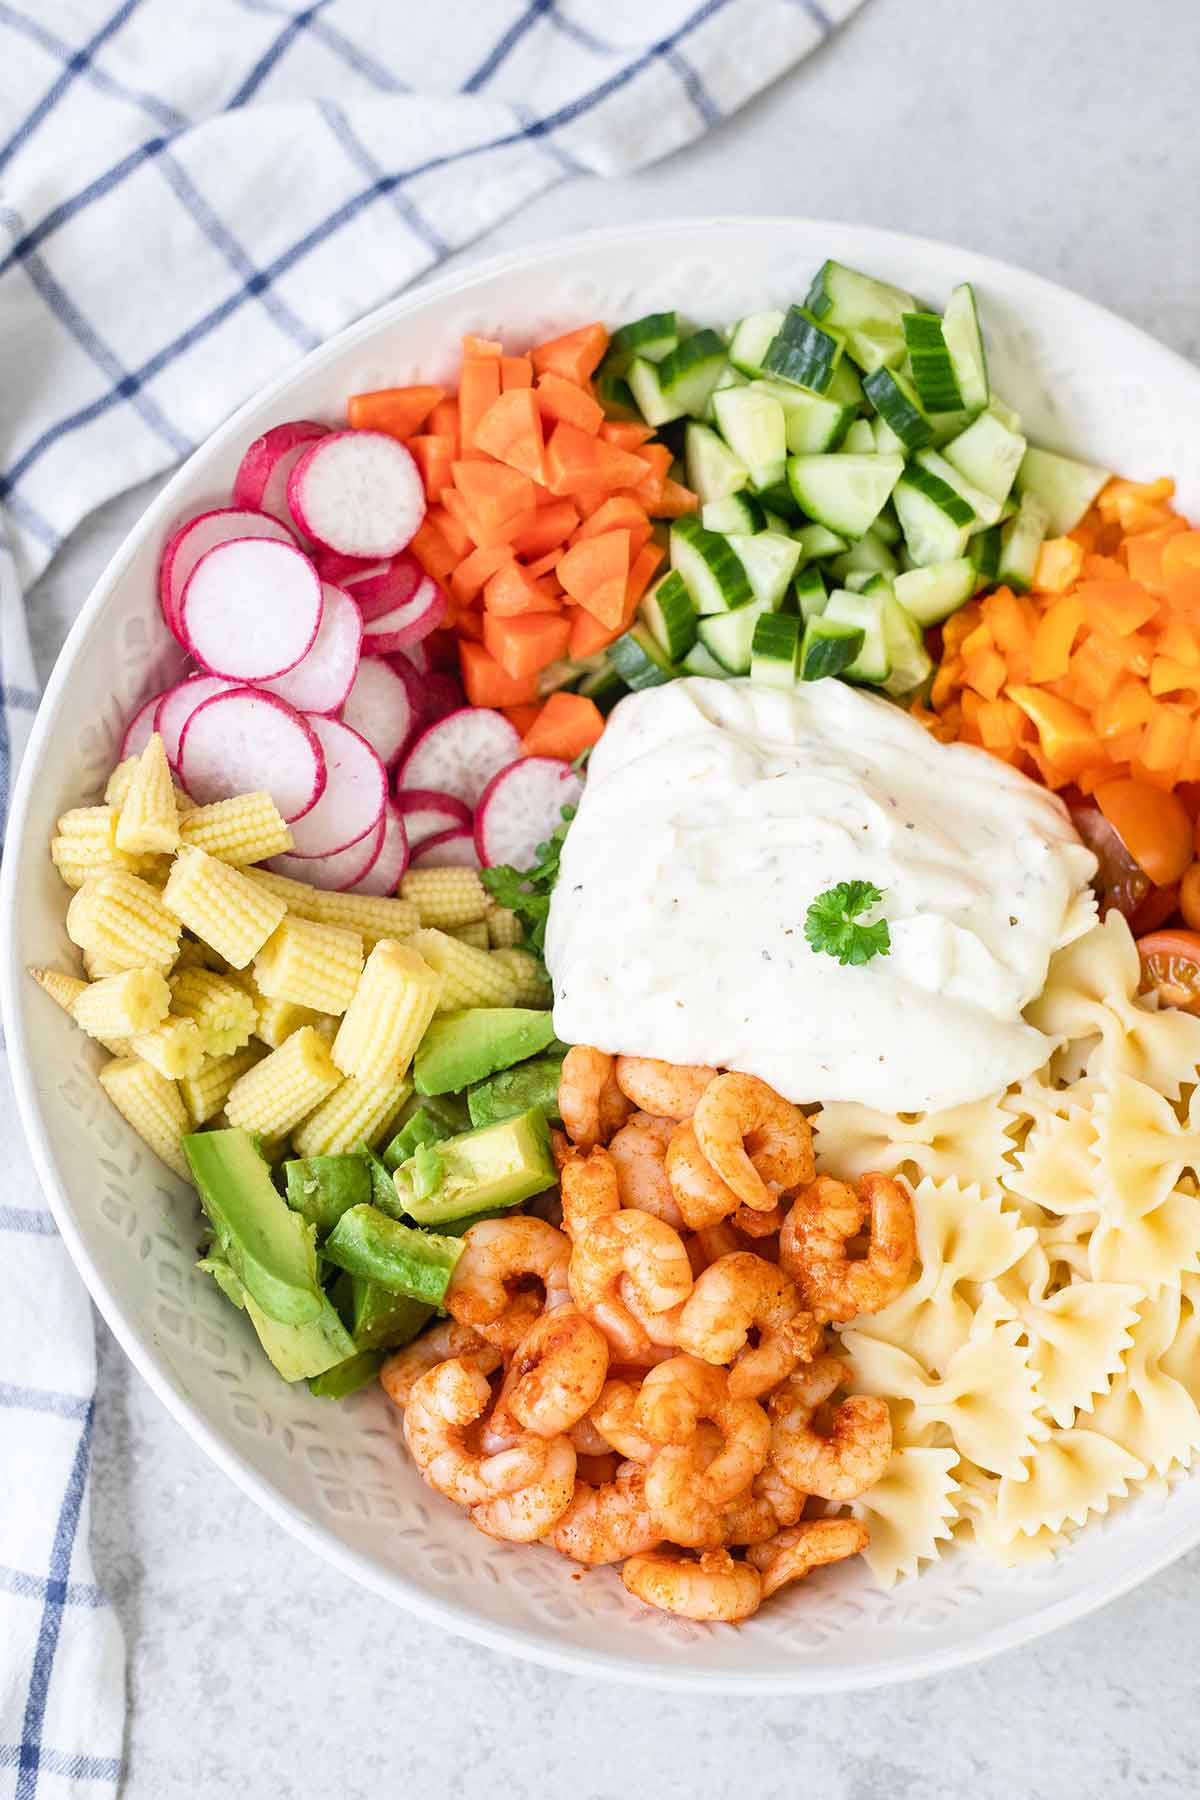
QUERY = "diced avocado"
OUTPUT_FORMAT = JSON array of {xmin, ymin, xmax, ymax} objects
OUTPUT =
[
  {"xmin": 382, "ymin": 1110, "xmax": 444, "ymax": 1171},
  {"xmin": 284, "ymin": 1154, "xmax": 372, "ymax": 1236},
  {"xmin": 362, "ymin": 1146, "xmax": 406, "ymax": 1219},
  {"xmin": 321, "ymin": 1205, "xmax": 464, "ymax": 1305},
  {"xmin": 395, "ymin": 1107, "xmax": 555, "ymax": 1226},
  {"xmin": 333, "ymin": 1271, "xmax": 435, "ymax": 1352},
  {"xmin": 414, "ymin": 1008, "xmax": 557, "ymax": 1096},
  {"xmin": 185, "ymin": 1128, "xmax": 324, "ymax": 1326},
  {"xmin": 308, "ymin": 1349, "xmax": 386, "ymax": 1399},
  {"xmin": 198, "ymin": 1248, "xmax": 355, "ymax": 1381},
  {"xmin": 468, "ymin": 1054, "xmax": 564, "ymax": 1130}
]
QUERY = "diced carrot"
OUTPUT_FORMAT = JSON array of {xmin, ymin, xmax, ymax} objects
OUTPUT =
[
  {"xmin": 600, "ymin": 421, "xmax": 655, "ymax": 450},
  {"xmin": 347, "ymin": 384, "xmax": 443, "ymax": 440},
  {"xmin": 409, "ymin": 519, "xmax": 459, "ymax": 584},
  {"xmin": 631, "ymin": 443, "xmax": 672, "ymax": 508},
  {"xmin": 471, "ymin": 389, "xmax": 546, "ymax": 484},
  {"xmin": 1032, "ymin": 537, "xmax": 1085, "ymax": 594},
  {"xmin": 571, "ymin": 495, "xmax": 652, "ymax": 552},
  {"xmin": 463, "ymin": 334, "xmax": 502, "ymax": 360},
  {"xmin": 573, "ymin": 488, "xmax": 611, "ymax": 520},
  {"xmin": 566, "ymin": 604, "xmax": 623, "ymax": 659},
  {"xmin": 510, "ymin": 500, "xmax": 579, "ymax": 559},
  {"xmin": 521, "ymin": 691, "xmax": 605, "ymax": 761},
  {"xmin": 504, "ymin": 703, "xmax": 543, "ymax": 736},
  {"xmin": 483, "ymin": 611, "xmax": 571, "ymax": 681},
  {"xmin": 501, "ymin": 355, "xmax": 533, "ymax": 391},
  {"xmin": 440, "ymin": 486, "xmax": 477, "ymax": 538},
  {"xmin": 408, "ymin": 434, "xmax": 456, "ymax": 501},
  {"xmin": 556, "ymin": 530, "xmax": 631, "ymax": 629},
  {"xmin": 524, "ymin": 550, "xmax": 564, "ymax": 581},
  {"xmin": 652, "ymin": 478, "xmax": 700, "ymax": 519},
  {"xmin": 535, "ymin": 371, "xmax": 604, "ymax": 435},
  {"xmin": 452, "ymin": 462, "xmax": 536, "ymax": 537},
  {"xmin": 483, "ymin": 560, "xmax": 560, "ymax": 618},
  {"xmin": 450, "ymin": 542, "xmax": 513, "ymax": 605},
  {"xmin": 459, "ymin": 357, "xmax": 503, "ymax": 455},
  {"xmin": 543, "ymin": 422, "xmax": 649, "ymax": 496},
  {"xmin": 459, "ymin": 640, "xmax": 540, "ymax": 708},
  {"xmin": 427, "ymin": 503, "xmax": 473, "ymax": 562},
  {"xmin": 429, "ymin": 399, "xmax": 460, "ymax": 450},
  {"xmin": 530, "ymin": 323, "xmax": 608, "ymax": 385},
  {"xmin": 1029, "ymin": 594, "xmax": 1087, "ymax": 683},
  {"xmin": 453, "ymin": 607, "xmax": 484, "ymax": 644},
  {"xmin": 625, "ymin": 540, "xmax": 665, "ymax": 610}
]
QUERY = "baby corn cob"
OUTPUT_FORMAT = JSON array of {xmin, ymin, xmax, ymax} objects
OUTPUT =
[
  {"xmin": 162, "ymin": 846, "xmax": 285, "ymax": 968},
  {"xmin": 178, "ymin": 1043, "xmax": 265, "ymax": 1126},
  {"xmin": 400, "ymin": 867, "xmax": 489, "ymax": 930},
  {"xmin": 81, "ymin": 948, "xmax": 126, "ymax": 979},
  {"xmin": 115, "ymin": 734, "xmax": 180, "ymax": 855},
  {"xmin": 291, "ymin": 1072, "xmax": 413, "ymax": 1158},
  {"xmin": 490, "ymin": 947, "xmax": 552, "ymax": 1006},
  {"xmin": 253, "ymin": 916, "xmax": 363, "ymax": 1016},
  {"xmin": 251, "ymin": 993, "xmax": 321, "ymax": 1050},
  {"xmin": 104, "ymin": 758, "xmax": 140, "ymax": 807},
  {"xmin": 332, "ymin": 940, "xmax": 443, "ymax": 1084},
  {"xmin": 246, "ymin": 869, "xmax": 418, "ymax": 941},
  {"xmin": 73, "ymin": 968, "xmax": 171, "ymax": 1041},
  {"xmin": 171, "ymin": 937, "xmax": 212, "ymax": 974},
  {"xmin": 224, "ymin": 1025, "xmax": 340, "ymax": 1138},
  {"xmin": 129, "ymin": 1015, "xmax": 205, "ymax": 1080},
  {"xmin": 485, "ymin": 904, "xmax": 523, "ymax": 949},
  {"xmin": 51, "ymin": 806, "xmax": 140, "ymax": 888},
  {"xmin": 29, "ymin": 967, "xmax": 88, "ymax": 1015},
  {"xmin": 98, "ymin": 1056, "xmax": 190, "ymax": 1180},
  {"xmin": 449, "ymin": 920, "xmax": 491, "ymax": 951},
  {"xmin": 66, "ymin": 871, "xmax": 181, "ymax": 972},
  {"xmin": 168, "ymin": 967, "xmax": 257, "ymax": 1057},
  {"xmin": 179, "ymin": 793, "xmax": 292, "ymax": 865},
  {"xmin": 413, "ymin": 928, "xmax": 520, "ymax": 1013}
]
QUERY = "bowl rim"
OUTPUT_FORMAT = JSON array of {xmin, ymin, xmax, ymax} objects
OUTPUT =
[{"xmin": 7, "ymin": 215, "xmax": 1200, "ymax": 1693}]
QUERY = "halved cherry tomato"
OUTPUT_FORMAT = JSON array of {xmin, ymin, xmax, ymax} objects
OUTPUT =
[
  {"xmin": 1180, "ymin": 862, "xmax": 1200, "ymax": 932},
  {"xmin": 1128, "ymin": 881, "xmax": 1180, "ymax": 937},
  {"xmin": 1094, "ymin": 778, "xmax": 1194, "ymax": 886},
  {"xmin": 1136, "ymin": 928, "xmax": 1200, "ymax": 1012},
  {"xmin": 1070, "ymin": 802, "xmax": 1150, "ymax": 919}
]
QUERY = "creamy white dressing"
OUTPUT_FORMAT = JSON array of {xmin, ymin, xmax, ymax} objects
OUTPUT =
[{"xmin": 545, "ymin": 677, "xmax": 1097, "ymax": 1112}]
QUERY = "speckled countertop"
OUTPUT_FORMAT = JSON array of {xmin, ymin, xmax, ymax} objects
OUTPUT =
[{"xmin": 28, "ymin": 0, "xmax": 1200, "ymax": 1792}]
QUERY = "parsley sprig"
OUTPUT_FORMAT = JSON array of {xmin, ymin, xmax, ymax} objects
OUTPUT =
[
  {"xmin": 480, "ymin": 805, "xmax": 576, "ymax": 957},
  {"xmin": 804, "ymin": 879, "xmax": 891, "ymax": 967}
]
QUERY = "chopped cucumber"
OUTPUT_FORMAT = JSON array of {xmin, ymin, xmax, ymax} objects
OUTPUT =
[
  {"xmin": 670, "ymin": 515, "xmax": 754, "ymax": 614},
  {"xmin": 684, "ymin": 421, "xmax": 749, "ymax": 503},
  {"xmin": 603, "ymin": 310, "xmax": 679, "ymax": 376},
  {"xmin": 628, "ymin": 328, "xmax": 727, "ymax": 426},
  {"xmin": 927, "ymin": 408, "xmax": 976, "ymax": 447},
  {"xmin": 681, "ymin": 641, "xmax": 731, "ymax": 679},
  {"xmin": 902, "ymin": 311, "xmax": 965, "ymax": 415},
  {"xmin": 800, "ymin": 615, "xmax": 864, "ymax": 682},
  {"xmin": 641, "ymin": 569, "xmax": 698, "ymax": 661},
  {"xmin": 725, "ymin": 531, "xmax": 802, "ymax": 610},
  {"xmin": 750, "ymin": 612, "xmax": 801, "ymax": 688},
  {"xmin": 762, "ymin": 507, "xmax": 792, "ymax": 534},
  {"xmin": 728, "ymin": 309, "xmax": 786, "ymax": 378},
  {"xmin": 1016, "ymin": 445, "xmax": 1110, "ymax": 534},
  {"xmin": 702, "ymin": 492, "xmax": 766, "ymax": 533},
  {"xmin": 793, "ymin": 523, "xmax": 848, "ymax": 562},
  {"xmin": 893, "ymin": 461, "xmax": 975, "ymax": 565},
  {"xmin": 941, "ymin": 283, "xmax": 989, "ymax": 413},
  {"xmin": 844, "ymin": 324, "xmax": 908, "ymax": 373},
  {"xmin": 753, "ymin": 477, "xmax": 803, "ymax": 519},
  {"xmin": 806, "ymin": 260, "xmax": 916, "ymax": 366},
  {"xmin": 703, "ymin": 363, "xmax": 749, "ymax": 422},
  {"xmin": 594, "ymin": 370, "xmax": 638, "ymax": 420},
  {"xmin": 942, "ymin": 405, "xmax": 1027, "ymax": 504},
  {"xmin": 872, "ymin": 502, "xmax": 902, "ymax": 547},
  {"xmin": 712, "ymin": 385, "xmax": 787, "ymax": 489},
  {"xmin": 840, "ymin": 418, "xmax": 878, "ymax": 455},
  {"xmin": 825, "ymin": 358, "xmax": 866, "ymax": 408},
  {"xmin": 793, "ymin": 564, "xmax": 829, "ymax": 620},
  {"xmin": 786, "ymin": 453, "xmax": 903, "ymax": 539},
  {"xmin": 873, "ymin": 413, "xmax": 906, "ymax": 457},
  {"xmin": 970, "ymin": 523, "xmax": 1003, "ymax": 588},
  {"xmin": 763, "ymin": 306, "xmax": 845, "ymax": 393},
  {"xmin": 862, "ymin": 365, "xmax": 934, "ymax": 451},
  {"xmin": 880, "ymin": 595, "xmax": 933, "ymax": 697},
  {"xmin": 750, "ymin": 378, "xmax": 854, "ymax": 454},
  {"xmin": 822, "ymin": 590, "xmax": 890, "ymax": 685},
  {"xmin": 698, "ymin": 600, "xmax": 770, "ymax": 675},
  {"xmin": 609, "ymin": 622, "xmax": 677, "ymax": 689},
  {"xmin": 914, "ymin": 447, "xmax": 1003, "ymax": 527},
  {"xmin": 576, "ymin": 661, "xmax": 627, "ymax": 712},
  {"xmin": 997, "ymin": 491, "xmax": 1051, "ymax": 591},
  {"xmin": 893, "ymin": 558, "xmax": 976, "ymax": 625},
  {"xmin": 828, "ymin": 529, "xmax": 898, "ymax": 583}
]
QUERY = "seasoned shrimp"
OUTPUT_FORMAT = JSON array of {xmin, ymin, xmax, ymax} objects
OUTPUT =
[
  {"xmin": 558, "ymin": 1045, "xmax": 633, "ymax": 1150},
  {"xmin": 576, "ymin": 1451, "xmax": 620, "ymax": 1487},
  {"xmin": 568, "ymin": 1209, "xmax": 693, "ymax": 1362},
  {"xmin": 693, "ymin": 1073, "xmax": 814, "ymax": 1212},
  {"xmin": 780, "ymin": 1172, "xmax": 916, "ymax": 1324},
  {"xmin": 732, "ymin": 1202, "xmax": 784, "ymax": 1239},
  {"xmin": 380, "ymin": 1322, "xmax": 502, "ymax": 1409},
  {"xmin": 767, "ymin": 1355, "xmax": 892, "ymax": 1502},
  {"xmin": 638, "ymin": 1357, "xmax": 771, "ymax": 1548},
  {"xmin": 622, "ymin": 1548, "xmax": 762, "ymax": 1623},
  {"xmin": 469, "ymin": 1437, "xmax": 577, "ymax": 1543},
  {"xmin": 569, "ymin": 1413, "xmax": 616, "ymax": 1458},
  {"xmin": 675, "ymin": 1251, "xmax": 821, "ymax": 1400},
  {"xmin": 614, "ymin": 1057, "xmax": 717, "ymax": 1121},
  {"xmin": 745, "ymin": 1518, "xmax": 869, "ymax": 1598},
  {"xmin": 589, "ymin": 1378, "xmax": 659, "ymax": 1462},
  {"xmin": 403, "ymin": 1359, "xmax": 546, "ymax": 1507},
  {"xmin": 692, "ymin": 1221, "xmax": 741, "ymax": 1266},
  {"xmin": 489, "ymin": 1304, "xmax": 609, "ymax": 1438},
  {"xmin": 608, "ymin": 1112, "xmax": 683, "ymax": 1227},
  {"xmin": 552, "ymin": 1461, "xmax": 662, "ymax": 1564},
  {"xmin": 444, "ymin": 1216, "xmax": 571, "ymax": 1351},
  {"xmin": 557, "ymin": 1142, "xmax": 621, "ymax": 1242},
  {"xmin": 665, "ymin": 1120, "xmax": 743, "ymax": 1229}
]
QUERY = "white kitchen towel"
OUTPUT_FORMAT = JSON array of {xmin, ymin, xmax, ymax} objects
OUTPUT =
[{"xmin": 0, "ymin": 1, "xmax": 865, "ymax": 1792}]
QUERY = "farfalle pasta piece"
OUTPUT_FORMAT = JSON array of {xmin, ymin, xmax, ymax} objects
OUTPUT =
[
  {"xmin": 1088, "ymin": 1186, "xmax": 1200, "ymax": 1294},
  {"xmin": 999, "ymin": 1272, "xmax": 1142, "ymax": 1429},
  {"xmin": 995, "ymin": 1427, "xmax": 1145, "ymax": 1538},
  {"xmin": 846, "ymin": 1446, "xmax": 960, "ymax": 1590},
  {"xmin": 954, "ymin": 1463, "xmax": 1072, "ymax": 1567},
  {"xmin": 1084, "ymin": 1289, "xmax": 1200, "ymax": 1478},
  {"xmin": 1160, "ymin": 1274, "xmax": 1200, "ymax": 1408},
  {"xmin": 1002, "ymin": 1100, "xmax": 1103, "ymax": 1220},
  {"xmin": 1089, "ymin": 1074, "xmax": 1200, "ymax": 1223},
  {"xmin": 813, "ymin": 1094, "xmax": 1017, "ymax": 1193}
]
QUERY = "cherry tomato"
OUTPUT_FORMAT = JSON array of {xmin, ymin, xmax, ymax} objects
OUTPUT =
[
  {"xmin": 1128, "ymin": 881, "xmax": 1180, "ymax": 937},
  {"xmin": 1180, "ymin": 862, "xmax": 1200, "ymax": 932},
  {"xmin": 1136, "ymin": 928, "xmax": 1200, "ymax": 1013},
  {"xmin": 1094, "ymin": 778, "xmax": 1194, "ymax": 886},
  {"xmin": 1070, "ymin": 803, "xmax": 1150, "ymax": 920}
]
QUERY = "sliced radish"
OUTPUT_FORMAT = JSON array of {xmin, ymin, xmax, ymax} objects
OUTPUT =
[
  {"xmin": 285, "ymin": 715, "xmax": 387, "ymax": 858},
  {"xmin": 268, "ymin": 812, "xmax": 385, "ymax": 892},
  {"xmin": 394, "ymin": 787, "xmax": 472, "ymax": 850},
  {"xmin": 339, "ymin": 552, "xmax": 425, "ymax": 624},
  {"xmin": 412, "ymin": 827, "xmax": 480, "ymax": 869},
  {"xmin": 257, "ymin": 583, "xmax": 362, "ymax": 715},
  {"xmin": 475, "ymin": 757, "xmax": 583, "ymax": 871},
  {"xmin": 383, "ymin": 652, "xmax": 426, "ymax": 727},
  {"xmin": 392, "ymin": 639, "xmax": 430, "ymax": 677},
  {"xmin": 120, "ymin": 694, "xmax": 164, "ymax": 761},
  {"xmin": 314, "ymin": 549, "xmax": 384, "ymax": 588},
  {"xmin": 413, "ymin": 671, "xmax": 465, "ymax": 726},
  {"xmin": 180, "ymin": 538, "xmax": 323, "ymax": 682},
  {"xmin": 155, "ymin": 675, "xmax": 239, "ymax": 769},
  {"xmin": 340, "ymin": 657, "xmax": 416, "ymax": 769},
  {"xmin": 159, "ymin": 507, "xmax": 295, "ymax": 645},
  {"xmin": 179, "ymin": 687, "xmax": 326, "ymax": 822},
  {"xmin": 288, "ymin": 430, "xmax": 425, "ymax": 560},
  {"xmin": 232, "ymin": 421, "xmax": 328, "ymax": 530},
  {"xmin": 399, "ymin": 708, "xmax": 521, "ymax": 810},
  {"xmin": 360, "ymin": 573, "xmax": 447, "ymax": 654},
  {"xmin": 347, "ymin": 800, "xmax": 409, "ymax": 896}
]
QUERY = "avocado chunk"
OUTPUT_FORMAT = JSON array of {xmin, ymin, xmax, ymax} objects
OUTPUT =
[
  {"xmin": 333, "ymin": 1271, "xmax": 435, "ymax": 1351},
  {"xmin": 284, "ymin": 1153, "xmax": 372, "ymax": 1235},
  {"xmin": 414, "ymin": 1008, "xmax": 557, "ymax": 1096},
  {"xmin": 322, "ymin": 1204, "xmax": 464, "ymax": 1305},
  {"xmin": 362, "ymin": 1146, "xmax": 406, "ymax": 1219},
  {"xmin": 468, "ymin": 1053, "xmax": 564, "ymax": 1129},
  {"xmin": 395, "ymin": 1107, "xmax": 555, "ymax": 1226},
  {"xmin": 308, "ymin": 1348, "xmax": 386, "ymax": 1398},
  {"xmin": 185, "ymin": 1128, "xmax": 324, "ymax": 1326},
  {"xmin": 198, "ymin": 1248, "xmax": 355, "ymax": 1381},
  {"xmin": 382, "ymin": 1109, "xmax": 443, "ymax": 1171}
]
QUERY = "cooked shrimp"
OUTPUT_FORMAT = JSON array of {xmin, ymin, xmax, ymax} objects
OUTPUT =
[
  {"xmin": 692, "ymin": 1221, "xmax": 741, "ymax": 1266},
  {"xmin": 639, "ymin": 1358, "xmax": 771, "ymax": 1548},
  {"xmin": 589, "ymin": 1378, "xmax": 659, "ymax": 1462},
  {"xmin": 745, "ymin": 1518, "xmax": 869, "ymax": 1599},
  {"xmin": 576, "ymin": 1451, "xmax": 620, "ymax": 1487},
  {"xmin": 780, "ymin": 1172, "xmax": 916, "ymax": 1324},
  {"xmin": 732, "ymin": 1202, "xmax": 784, "ymax": 1239},
  {"xmin": 675, "ymin": 1251, "xmax": 821, "ymax": 1400},
  {"xmin": 557, "ymin": 1143, "xmax": 621, "ymax": 1242},
  {"xmin": 753, "ymin": 1460, "xmax": 808, "ymax": 1531},
  {"xmin": 444, "ymin": 1216, "xmax": 571, "ymax": 1351},
  {"xmin": 380, "ymin": 1322, "xmax": 503, "ymax": 1408},
  {"xmin": 568, "ymin": 1209, "xmax": 693, "ymax": 1362},
  {"xmin": 552, "ymin": 1461, "xmax": 662, "ymax": 1565},
  {"xmin": 622, "ymin": 1548, "xmax": 762, "ymax": 1623},
  {"xmin": 488, "ymin": 1305, "xmax": 609, "ymax": 1438},
  {"xmin": 558, "ymin": 1045, "xmax": 633, "ymax": 1150},
  {"xmin": 403, "ymin": 1358, "xmax": 546, "ymax": 1507},
  {"xmin": 614, "ymin": 1057, "xmax": 717, "ymax": 1121},
  {"xmin": 469, "ymin": 1437, "xmax": 577, "ymax": 1543},
  {"xmin": 665, "ymin": 1120, "xmax": 743, "ymax": 1229},
  {"xmin": 719, "ymin": 1486, "xmax": 782, "ymax": 1546},
  {"xmin": 693, "ymin": 1073, "xmax": 814, "ymax": 1212},
  {"xmin": 569, "ymin": 1413, "xmax": 616, "ymax": 1458},
  {"xmin": 608, "ymin": 1112, "xmax": 683, "ymax": 1227},
  {"xmin": 767, "ymin": 1355, "xmax": 892, "ymax": 1502}
]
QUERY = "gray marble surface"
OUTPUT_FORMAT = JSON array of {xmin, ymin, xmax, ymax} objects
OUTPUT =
[{"xmin": 24, "ymin": 0, "xmax": 1200, "ymax": 1792}]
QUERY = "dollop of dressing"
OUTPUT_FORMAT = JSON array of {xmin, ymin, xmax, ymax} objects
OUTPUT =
[{"xmin": 545, "ymin": 678, "xmax": 1097, "ymax": 1112}]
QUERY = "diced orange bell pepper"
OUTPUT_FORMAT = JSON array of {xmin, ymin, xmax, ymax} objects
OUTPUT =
[
  {"xmin": 1007, "ymin": 685, "xmax": 1100, "ymax": 778},
  {"xmin": 1029, "ymin": 593, "xmax": 1087, "ymax": 683},
  {"xmin": 1032, "ymin": 536, "xmax": 1085, "ymax": 595}
]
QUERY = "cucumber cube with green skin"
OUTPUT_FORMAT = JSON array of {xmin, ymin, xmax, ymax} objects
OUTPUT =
[
  {"xmin": 395, "ymin": 1108, "xmax": 556, "ymax": 1227},
  {"xmin": 701, "ymin": 493, "xmax": 766, "ymax": 534},
  {"xmin": 750, "ymin": 612, "xmax": 801, "ymax": 688},
  {"xmin": 641, "ymin": 571, "xmax": 698, "ymax": 661},
  {"xmin": 602, "ymin": 311, "xmax": 679, "ymax": 376},
  {"xmin": 786, "ymin": 454, "xmax": 904, "ymax": 540},
  {"xmin": 1015, "ymin": 445, "xmax": 1110, "ymax": 535},
  {"xmin": 800, "ymin": 617, "xmax": 865, "ymax": 682},
  {"xmin": 862, "ymin": 365, "xmax": 933, "ymax": 451},
  {"xmin": 333, "ymin": 1271, "xmax": 434, "ymax": 1352},
  {"xmin": 793, "ymin": 565, "xmax": 828, "ymax": 620},
  {"xmin": 414, "ymin": 1008, "xmax": 557, "ymax": 1097},
  {"xmin": 941, "ymin": 283, "xmax": 990, "ymax": 414},
  {"xmin": 684, "ymin": 422, "xmax": 748, "ymax": 504},
  {"xmin": 628, "ymin": 330, "xmax": 728, "ymax": 426},
  {"xmin": 383, "ymin": 1110, "xmax": 443, "ymax": 1171},
  {"xmin": 185, "ymin": 1129, "xmax": 325, "ymax": 1327},
  {"xmin": 902, "ymin": 312, "xmax": 965, "ymax": 415},
  {"xmin": 763, "ymin": 306, "xmax": 846, "ymax": 394},
  {"xmin": 609, "ymin": 625, "xmax": 677, "ymax": 691},
  {"xmin": 468, "ymin": 1054, "xmax": 565, "ymax": 1130},
  {"xmin": 725, "ymin": 532, "xmax": 803, "ymax": 611},
  {"xmin": 839, "ymin": 418, "xmax": 877, "ymax": 455},
  {"xmin": 308, "ymin": 1349, "xmax": 386, "ymax": 1398},
  {"xmin": 197, "ymin": 1247, "xmax": 357, "ymax": 1381},
  {"xmin": 681, "ymin": 641, "xmax": 731, "ymax": 680},
  {"xmin": 284, "ymin": 1154, "xmax": 372, "ymax": 1236},
  {"xmin": 670, "ymin": 515, "xmax": 754, "ymax": 615},
  {"xmin": 593, "ymin": 370, "xmax": 639, "ymax": 420},
  {"xmin": 942, "ymin": 405, "xmax": 1026, "ymax": 505},
  {"xmin": 322, "ymin": 1205, "xmax": 465, "ymax": 1304},
  {"xmin": 805, "ymin": 260, "xmax": 917, "ymax": 332},
  {"xmin": 728, "ymin": 310, "xmax": 785, "ymax": 378}
]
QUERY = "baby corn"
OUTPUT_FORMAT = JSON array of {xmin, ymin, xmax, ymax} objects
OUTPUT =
[
  {"xmin": 129, "ymin": 1016, "xmax": 205, "ymax": 1080},
  {"xmin": 253, "ymin": 916, "xmax": 363, "ymax": 1016},
  {"xmin": 169, "ymin": 967, "xmax": 257, "ymax": 1057},
  {"xmin": 224, "ymin": 1024, "xmax": 340, "ymax": 1138},
  {"xmin": 66, "ymin": 871, "xmax": 181, "ymax": 972},
  {"xmin": 413, "ymin": 928, "xmax": 520, "ymax": 1012},
  {"xmin": 178, "ymin": 1043, "xmax": 265, "ymax": 1126},
  {"xmin": 98, "ymin": 1056, "xmax": 190, "ymax": 1180},
  {"xmin": 332, "ymin": 940, "xmax": 443, "ymax": 1084},
  {"xmin": 179, "ymin": 793, "xmax": 292, "ymax": 865},
  {"xmin": 246, "ymin": 869, "xmax": 418, "ymax": 941},
  {"xmin": 51, "ymin": 806, "xmax": 140, "ymax": 888},
  {"xmin": 29, "ymin": 967, "xmax": 88, "ymax": 1015},
  {"xmin": 73, "ymin": 968, "xmax": 170, "ymax": 1041},
  {"xmin": 400, "ymin": 867, "xmax": 489, "ymax": 930},
  {"xmin": 291, "ymin": 1072, "xmax": 413, "ymax": 1158},
  {"xmin": 490, "ymin": 947, "xmax": 552, "ymax": 1006},
  {"xmin": 252, "ymin": 993, "xmax": 328, "ymax": 1050},
  {"xmin": 115, "ymin": 734, "xmax": 180, "ymax": 855},
  {"xmin": 485, "ymin": 904, "xmax": 523, "ymax": 948},
  {"xmin": 449, "ymin": 920, "xmax": 490, "ymax": 951},
  {"xmin": 163, "ymin": 846, "xmax": 285, "ymax": 968}
]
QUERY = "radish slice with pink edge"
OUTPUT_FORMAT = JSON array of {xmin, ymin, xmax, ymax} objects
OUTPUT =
[
  {"xmin": 288, "ymin": 430, "xmax": 426, "ymax": 559},
  {"xmin": 256, "ymin": 583, "xmax": 362, "ymax": 715},
  {"xmin": 391, "ymin": 639, "xmax": 430, "ymax": 677},
  {"xmin": 338, "ymin": 551, "xmax": 425, "ymax": 624},
  {"xmin": 120, "ymin": 694, "xmax": 165, "ymax": 761},
  {"xmin": 413, "ymin": 670, "xmax": 465, "ymax": 725},
  {"xmin": 339, "ymin": 656, "xmax": 417, "ymax": 769},
  {"xmin": 232, "ymin": 421, "xmax": 328, "ymax": 530},
  {"xmin": 285, "ymin": 714, "xmax": 387, "ymax": 858},
  {"xmin": 360, "ymin": 572, "xmax": 447, "ymax": 653},
  {"xmin": 180, "ymin": 538, "xmax": 323, "ymax": 681},
  {"xmin": 159, "ymin": 507, "xmax": 296, "ymax": 646},
  {"xmin": 346, "ymin": 800, "xmax": 409, "ymax": 896},
  {"xmin": 382, "ymin": 651, "xmax": 426, "ymax": 730},
  {"xmin": 267, "ymin": 811, "xmax": 385, "ymax": 892},
  {"xmin": 411, "ymin": 827, "xmax": 480, "ymax": 869},
  {"xmin": 394, "ymin": 787, "xmax": 471, "ymax": 851},
  {"xmin": 475, "ymin": 757, "xmax": 583, "ymax": 871},
  {"xmin": 399, "ymin": 707, "xmax": 521, "ymax": 810},
  {"xmin": 155, "ymin": 675, "xmax": 240, "ymax": 768},
  {"xmin": 179, "ymin": 687, "xmax": 325, "ymax": 822}
]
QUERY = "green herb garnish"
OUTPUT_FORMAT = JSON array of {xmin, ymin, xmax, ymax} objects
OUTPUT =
[
  {"xmin": 480, "ymin": 805, "xmax": 576, "ymax": 957},
  {"xmin": 804, "ymin": 880, "xmax": 891, "ymax": 967}
]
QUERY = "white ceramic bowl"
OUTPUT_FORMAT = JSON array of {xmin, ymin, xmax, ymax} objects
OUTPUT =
[{"xmin": 6, "ymin": 220, "xmax": 1200, "ymax": 1693}]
